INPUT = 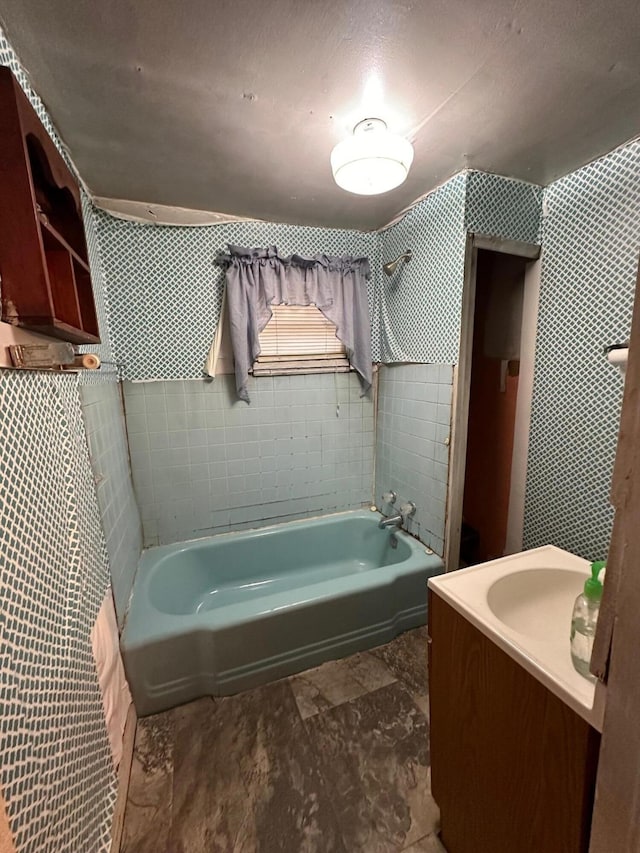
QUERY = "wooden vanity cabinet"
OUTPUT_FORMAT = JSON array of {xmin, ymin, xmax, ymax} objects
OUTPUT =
[
  {"xmin": 0, "ymin": 67, "xmax": 99, "ymax": 344},
  {"xmin": 428, "ymin": 590, "xmax": 600, "ymax": 853}
]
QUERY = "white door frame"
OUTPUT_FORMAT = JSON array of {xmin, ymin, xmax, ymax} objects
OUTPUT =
[
  {"xmin": 443, "ymin": 233, "xmax": 542, "ymax": 571},
  {"xmin": 504, "ymin": 257, "xmax": 542, "ymax": 553}
]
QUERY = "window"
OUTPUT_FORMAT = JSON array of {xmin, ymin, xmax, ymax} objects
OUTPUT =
[{"xmin": 252, "ymin": 304, "xmax": 350, "ymax": 376}]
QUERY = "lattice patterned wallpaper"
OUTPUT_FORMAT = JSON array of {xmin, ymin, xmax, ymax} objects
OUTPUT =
[
  {"xmin": 78, "ymin": 194, "xmax": 117, "ymax": 379},
  {"xmin": 0, "ymin": 371, "xmax": 117, "ymax": 853},
  {"xmin": 93, "ymin": 211, "xmax": 377, "ymax": 381},
  {"xmin": 373, "ymin": 174, "xmax": 467, "ymax": 364},
  {"xmin": 524, "ymin": 139, "xmax": 640, "ymax": 558},
  {"xmin": 465, "ymin": 170, "xmax": 543, "ymax": 243},
  {"xmin": 372, "ymin": 171, "xmax": 543, "ymax": 364},
  {"xmin": 94, "ymin": 168, "xmax": 544, "ymax": 376},
  {"xmin": 0, "ymin": 29, "xmax": 127, "ymax": 853}
]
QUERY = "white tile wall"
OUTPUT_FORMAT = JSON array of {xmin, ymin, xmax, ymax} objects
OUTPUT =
[
  {"xmin": 80, "ymin": 382, "xmax": 143, "ymax": 624},
  {"xmin": 375, "ymin": 363, "xmax": 453, "ymax": 555},
  {"xmin": 124, "ymin": 372, "xmax": 375, "ymax": 546}
]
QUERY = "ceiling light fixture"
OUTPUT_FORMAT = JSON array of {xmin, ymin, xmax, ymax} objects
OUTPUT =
[{"xmin": 331, "ymin": 118, "xmax": 414, "ymax": 196}]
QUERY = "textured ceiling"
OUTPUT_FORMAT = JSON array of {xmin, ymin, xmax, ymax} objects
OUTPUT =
[{"xmin": 1, "ymin": 0, "xmax": 640, "ymax": 230}]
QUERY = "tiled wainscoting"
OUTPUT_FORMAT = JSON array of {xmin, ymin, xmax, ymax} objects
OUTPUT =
[
  {"xmin": 376, "ymin": 364, "xmax": 453, "ymax": 554},
  {"xmin": 124, "ymin": 372, "xmax": 375, "ymax": 547},
  {"xmin": 80, "ymin": 380, "xmax": 143, "ymax": 624}
]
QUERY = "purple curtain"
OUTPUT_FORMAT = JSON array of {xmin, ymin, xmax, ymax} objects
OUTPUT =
[{"xmin": 222, "ymin": 245, "xmax": 372, "ymax": 402}]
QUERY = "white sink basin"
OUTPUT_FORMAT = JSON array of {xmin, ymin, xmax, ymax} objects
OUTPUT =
[
  {"xmin": 487, "ymin": 567, "xmax": 582, "ymax": 642},
  {"xmin": 429, "ymin": 546, "xmax": 605, "ymax": 731}
]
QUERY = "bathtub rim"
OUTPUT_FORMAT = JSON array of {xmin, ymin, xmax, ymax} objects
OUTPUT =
[
  {"xmin": 142, "ymin": 506, "xmax": 417, "ymax": 552},
  {"xmin": 122, "ymin": 509, "xmax": 440, "ymax": 646}
]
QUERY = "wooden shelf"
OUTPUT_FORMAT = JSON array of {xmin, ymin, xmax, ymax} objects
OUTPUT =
[
  {"xmin": 39, "ymin": 218, "xmax": 90, "ymax": 271},
  {"xmin": 9, "ymin": 317, "xmax": 100, "ymax": 346},
  {"xmin": 0, "ymin": 67, "xmax": 100, "ymax": 345}
]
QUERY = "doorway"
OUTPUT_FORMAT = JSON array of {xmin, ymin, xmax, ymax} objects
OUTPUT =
[
  {"xmin": 445, "ymin": 234, "xmax": 542, "ymax": 570},
  {"xmin": 462, "ymin": 249, "xmax": 526, "ymax": 563}
]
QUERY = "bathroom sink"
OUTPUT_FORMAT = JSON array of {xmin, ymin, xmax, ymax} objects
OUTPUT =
[
  {"xmin": 428, "ymin": 546, "xmax": 605, "ymax": 730},
  {"xmin": 487, "ymin": 567, "xmax": 582, "ymax": 642}
]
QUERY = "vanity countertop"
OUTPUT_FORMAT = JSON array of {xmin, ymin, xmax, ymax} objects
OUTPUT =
[{"xmin": 428, "ymin": 545, "xmax": 606, "ymax": 731}]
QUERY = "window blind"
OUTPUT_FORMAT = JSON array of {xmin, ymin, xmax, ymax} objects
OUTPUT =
[{"xmin": 253, "ymin": 304, "xmax": 350, "ymax": 376}]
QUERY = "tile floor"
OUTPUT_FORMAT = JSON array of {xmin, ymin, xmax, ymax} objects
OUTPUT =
[{"xmin": 121, "ymin": 627, "xmax": 444, "ymax": 853}]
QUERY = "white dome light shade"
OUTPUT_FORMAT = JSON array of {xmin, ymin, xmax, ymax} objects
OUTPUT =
[{"xmin": 331, "ymin": 118, "xmax": 414, "ymax": 196}]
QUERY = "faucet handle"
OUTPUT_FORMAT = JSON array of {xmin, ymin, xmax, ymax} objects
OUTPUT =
[
  {"xmin": 382, "ymin": 490, "xmax": 397, "ymax": 505},
  {"xmin": 400, "ymin": 501, "xmax": 416, "ymax": 518}
]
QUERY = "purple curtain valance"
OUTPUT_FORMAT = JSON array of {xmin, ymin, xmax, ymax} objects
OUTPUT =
[{"xmin": 222, "ymin": 245, "xmax": 373, "ymax": 403}]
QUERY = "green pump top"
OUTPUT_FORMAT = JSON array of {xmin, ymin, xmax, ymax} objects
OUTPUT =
[{"xmin": 584, "ymin": 560, "xmax": 605, "ymax": 601}]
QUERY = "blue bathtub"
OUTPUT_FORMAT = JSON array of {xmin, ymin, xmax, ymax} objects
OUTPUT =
[{"xmin": 121, "ymin": 509, "xmax": 444, "ymax": 716}]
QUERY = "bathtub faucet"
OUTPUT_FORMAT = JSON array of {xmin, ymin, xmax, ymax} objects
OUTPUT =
[
  {"xmin": 378, "ymin": 500, "xmax": 417, "ymax": 530},
  {"xmin": 378, "ymin": 513, "xmax": 403, "ymax": 529}
]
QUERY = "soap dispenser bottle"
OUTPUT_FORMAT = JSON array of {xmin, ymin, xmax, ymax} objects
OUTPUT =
[{"xmin": 570, "ymin": 560, "xmax": 605, "ymax": 680}]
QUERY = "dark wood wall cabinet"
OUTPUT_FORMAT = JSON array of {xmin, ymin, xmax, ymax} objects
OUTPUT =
[
  {"xmin": 0, "ymin": 67, "xmax": 100, "ymax": 344},
  {"xmin": 428, "ymin": 590, "xmax": 600, "ymax": 853}
]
